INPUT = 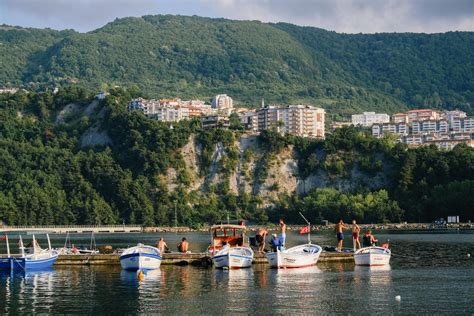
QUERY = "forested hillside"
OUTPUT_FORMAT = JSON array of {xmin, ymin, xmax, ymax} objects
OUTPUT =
[
  {"xmin": 0, "ymin": 88, "xmax": 472, "ymax": 226},
  {"xmin": 1, "ymin": 15, "xmax": 473, "ymax": 115}
]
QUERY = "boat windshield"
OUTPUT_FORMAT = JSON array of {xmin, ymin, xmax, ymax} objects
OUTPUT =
[{"xmin": 209, "ymin": 225, "xmax": 246, "ymax": 251}]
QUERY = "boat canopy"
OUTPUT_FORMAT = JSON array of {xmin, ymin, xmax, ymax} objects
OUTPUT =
[
  {"xmin": 210, "ymin": 224, "xmax": 246, "ymax": 231},
  {"xmin": 209, "ymin": 224, "xmax": 247, "ymax": 252}
]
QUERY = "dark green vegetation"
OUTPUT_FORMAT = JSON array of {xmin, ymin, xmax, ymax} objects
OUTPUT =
[
  {"xmin": 0, "ymin": 89, "xmax": 472, "ymax": 226},
  {"xmin": 1, "ymin": 15, "xmax": 473, "ymax": 116}
]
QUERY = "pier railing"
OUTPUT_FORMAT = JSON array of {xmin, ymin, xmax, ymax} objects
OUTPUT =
[{"xmin": 0, "ymin": 225, "xmax": 143, "ymax": 233}]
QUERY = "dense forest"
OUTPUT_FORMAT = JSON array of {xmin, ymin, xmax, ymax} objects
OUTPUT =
[
  {"xmin": 1, "ymin": 15, "xmax": 473, "ymax": 116},
  {"xmin": 0, "ymin": 88, "xmax": 472, "ymax": 226}
]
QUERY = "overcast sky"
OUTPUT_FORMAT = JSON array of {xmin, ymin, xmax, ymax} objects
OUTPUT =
[{"xmin": 1, "ymin": 0, "xmax": 473, "ymax": 33}]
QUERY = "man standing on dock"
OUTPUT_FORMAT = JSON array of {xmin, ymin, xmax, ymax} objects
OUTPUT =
[
  {"xmin": 256, "ymin": 228, "xmax": 268, "ymax": 253},
  {"xmin": 279, "ymin": 219, "xmax": 286, "ymax": 248},
  {"xmin": 335, "ymin": 220, "xmax": 345, "ymax": 252},
  {"xmin": 352, "ymin": 219, "xmax": 361, "ymax": 251}
]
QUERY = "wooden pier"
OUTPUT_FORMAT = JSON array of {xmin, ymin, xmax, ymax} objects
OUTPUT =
[{"xmin": 53, "ymin": 252, "xmax": 354, "ymax": 267}]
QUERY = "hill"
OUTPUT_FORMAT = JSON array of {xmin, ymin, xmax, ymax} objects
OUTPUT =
[
  {"xmin": 1, "ymin": 15, "xmax": 473, "ymax": 115},
  {"xmin": 0, "ymin": 88, "xmax": 472, "ymax": 226}
]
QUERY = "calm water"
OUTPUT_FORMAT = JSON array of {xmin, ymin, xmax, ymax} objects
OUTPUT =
[{"xmin": 0, "ymin": 231, "xmax": 473, "ymax": 314}]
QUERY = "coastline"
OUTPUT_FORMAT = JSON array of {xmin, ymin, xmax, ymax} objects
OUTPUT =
[{"xmin": 143, "ymin": 222, "xmax": 474, "ymax": 233}]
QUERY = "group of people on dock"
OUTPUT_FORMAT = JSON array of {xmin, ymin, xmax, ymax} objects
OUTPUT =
[
  {"xmin": 154, "ymin": 218, "xmax": 379, "ymax": 255},
  {"xmin": 156, "ymin": 237, "xmax": 189, "ymax": 254},
  {"xmin": 335, "ymin": 219, "xmax": 378, "ymax": 252},
  {"xmin": 255, "ymin": 219, "xmax": 286, "ymax": 253}
]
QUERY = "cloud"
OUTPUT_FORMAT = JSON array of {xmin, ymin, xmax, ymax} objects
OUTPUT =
[
  {"xmin": 0, "ymin": 0, "xmax": 473, "ymax": 33},
  {"xmin": 204, "ymin": 0, "xmax": 474, "ymax": 33}
]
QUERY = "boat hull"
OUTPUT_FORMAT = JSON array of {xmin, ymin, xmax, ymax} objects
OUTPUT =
[
  {"xmin": 0, "ymin": 257, "xmax": 11, "ymax": 270},
  {"xmin": 120, "ymin": 253, "xmax": 162, "ymax": 271},
  {"xmin": 213, "ymin": 247, "xmax": 253, "ymax": 269},
  {"xmin": 10, "ymin": 255, "xmax": 58, "ymax": 270},
  {"xmin": 266, "ymin": 244, "xmax": 322, "ymax": 269},
  {"xmin": 354, "ymin": 247, "xmax": 391, "ymax": 266}
]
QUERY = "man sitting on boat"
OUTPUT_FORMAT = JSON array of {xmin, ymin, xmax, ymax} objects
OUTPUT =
[
  {"xmin": 362, "ymin": 230, "xmax": 378, "ymax": 247},
  {"xmin": 270, "ymin": 234, "xmax": 281, "ymax": 252}
]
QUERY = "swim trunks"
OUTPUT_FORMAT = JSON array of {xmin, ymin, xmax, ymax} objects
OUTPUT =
[
  {"xmin": 352, "ymin": 232, "xmax": 359, "ymax": 239},
  {"xmin": 337, "ymin": 232, "xmax": 344, "ymax": 241},
  {"xmin": 280, "ymin": 233, "xmax": 286, "ymax": 246}
]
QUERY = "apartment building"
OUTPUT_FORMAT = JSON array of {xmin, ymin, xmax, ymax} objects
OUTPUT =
[
  {"xmin": 391, "ymin": 109, "xmax": 440, "ymax": 124},
  {"xmin": 411, "ymin": 120, "xmax": 449, "ymax": 134},
  {"xmin": 373, "ymin": 110, "xmax": 474, "ymax": 149},
  {"xmin": 211, "ymin": 94, "xmax": 234, "ymax": 110},
  {"xmin": 257, "ymin": 105, "xmax": 325, "ymax": 138},
  {"xmin": 128, "ymin": 97, "xmax": 211, "ymax": 122},
  {"xmin": 239, "ymin": 111, "xmax": 258, "ymax": 132},
  {"xmin": 351, "ymin": 112, "xmax": 390, "ymax": 127},
  {"xmin": 372, "ymin": 123, "xmax": 408, "ymax": 137}
]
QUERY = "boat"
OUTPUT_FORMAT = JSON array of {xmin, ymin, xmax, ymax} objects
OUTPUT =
[
  {"xmin": 266, "ymin": 212, "xmax": 322, "ymax": 269},
  {"xmin": 266, "ymin": 244, "xmax": 322, "ymax": 269},
  {"xmin": 11, "ymin": 234, "xmax": 59, "ymax": 270},
  {"xmin": 354, "ymin": 246, "xmax": 391, "ymax": 266},
  {"xmin": 120, "ymin": 244, "xmax": 162, "ymax": 271},
  {"xmin": 212, "ymin": 246, "xmax": 254, "ymax": 269},
  {"xmin": 209, "ymin": 224, "xmax": 254, "ymax": 269},
  {"xmin": 0, "ymin": 234, "xmax": 12, "ymax": 270},
  {"xmin": 78, "ymin": 232, "xmax": 99, "ymax": 255}
]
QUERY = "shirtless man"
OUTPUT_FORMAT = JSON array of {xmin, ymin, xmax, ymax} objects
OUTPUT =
[
  {"xmin": 279, "ymin": 219, "xmax": 286, "ymax": 248},
  {"xmin": 256, "ymin": 228, "xmax": 268, "ymax": 253},
  {"xmin": 335, "ymin": 220, "xmax": 345, "ymax": 252},
  {"xmin": 352, "ymin": 219, "xmax": 361, "ymax": 251},
  {"xmin": 178, "ymin": 237, "xmax": 189, "ymax": 253},
  {"xmin": 157, "ymin": 237, "xmax": 168, "ymax": 254}
]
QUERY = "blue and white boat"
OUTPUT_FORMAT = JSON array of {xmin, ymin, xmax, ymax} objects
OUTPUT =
[
  {"xmin": 11, "ymin": 234, "xmax": 59, "ymax": 270},
  {"xmin": 0, "ymin": 234, "xmax": 12, "ymax": 270},
  {"xmin": 120, "ymin": 244, "xmax": 162, "ymax": 271},
  {"xmin": 212, "ymin": 246, "xmax": 254, "ymax": 269}
]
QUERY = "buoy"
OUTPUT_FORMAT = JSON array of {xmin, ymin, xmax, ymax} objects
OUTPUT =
[
  {"xmin": 468, "ymin": 253, "xmax": 471, "ymax": 258},
  {"xmin": 137, "ymin": 270, "xmax": 145, "ymax": 281},
  {"xmin": 395, "ymin": 295, "xmax": 401, "ymax": 302}
]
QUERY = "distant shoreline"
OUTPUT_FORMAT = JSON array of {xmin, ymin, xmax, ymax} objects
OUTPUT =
[{"xmin": 143, "ymin": 222, "xmax": 474, "ymax": 233}]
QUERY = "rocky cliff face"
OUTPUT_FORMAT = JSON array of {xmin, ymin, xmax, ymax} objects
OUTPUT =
[{"xmin": 160, "ymin": 133, "xmax": 390, "ymax": 206}]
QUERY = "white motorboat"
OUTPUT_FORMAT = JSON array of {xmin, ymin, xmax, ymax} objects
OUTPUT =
[
  {"xmin": 120, "ymin": 244, "xmax": 162, "ymax": 271},
  {"xmin": 354, "ymin": 246, "xmax": 391, "ymax": 266},
  {"xmin": 209, "ymin": 224, "xmax": 254, "ymax": 269},
  {"xmin": 213, "ymin": 246, "xmax": 254, "ymax": 269},
  {"xmin": 78, "ymin": 233, "xmax": 99, "ymax": 255},
  {"xmin": 266, "ymin": 213, "xmax": 322, "ymax": 269},
  {"xmin": 266, "ymin": 244, "xmax": 322, "ymax": 269}
]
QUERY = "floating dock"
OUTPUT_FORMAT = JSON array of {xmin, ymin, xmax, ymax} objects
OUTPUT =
[{"xmin": 53, "ymin": 252, "xmax": 354, "ymax": 267}]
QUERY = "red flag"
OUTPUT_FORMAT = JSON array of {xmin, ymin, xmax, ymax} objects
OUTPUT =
[
  {"xmin": 299, "ymin": 226, "xmax": 310, "ymax": 234},
  {"xmin": 0, "ymin": 236, "xmax": 6, "ymax": 241}
]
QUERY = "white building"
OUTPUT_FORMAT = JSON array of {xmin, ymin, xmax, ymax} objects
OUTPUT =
[
  {"xmin": 128, "ymin": 98, "xmax": 190, "ymax": 122},
  {"xmin": 211, "ymin": 94, "xmax": 233, "ymax": 114},
  {"xmin": 352, "ymin": 112, "xmax": 390, "ymax": 127},
  {"xmin": 257, "ymin": 105, "xmax": 325, "ymax": 138}
]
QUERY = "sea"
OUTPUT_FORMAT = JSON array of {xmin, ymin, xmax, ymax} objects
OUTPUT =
[{"xmin": 0, "ymin": 230, "xmax": 473, "ymax": 314}]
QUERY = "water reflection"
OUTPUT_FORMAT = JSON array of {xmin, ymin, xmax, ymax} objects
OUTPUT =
[
  {"xmin": 1, "ymin": 230, "xmax": 473, "ymax": 315},
  {"xmin": 0, "ymin": 269, "xmax": 55, "ymax": 314}
]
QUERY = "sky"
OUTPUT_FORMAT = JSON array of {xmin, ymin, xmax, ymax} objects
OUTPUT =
[{"xmin": 0, "ymin": 0, "xmax": 473, "ymax": 33}]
